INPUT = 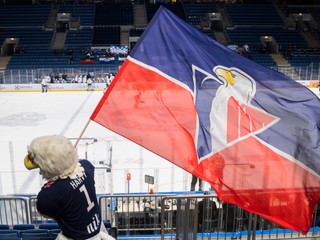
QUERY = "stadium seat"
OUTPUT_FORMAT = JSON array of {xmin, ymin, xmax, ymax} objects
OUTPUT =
[
  {"xmin": 0, "ymin": 238, "xmax": 21, "ymax": 240},
  {"xmin": 0, "ymin": 224, "xmax": 10, "ymax": 229},
  {"xmin": 13, "ymin": 224, "xmax": 35, "ymax": 230},
  {"xmin": 38, "ymin": 223, "xmax": 60, "ymax": 230},
  {"xmin": 23, "ymin": 238, "xmax": 55, "ymax": 240},
  {"xmin": 19, "ymin": 229, "xmax": 50, "ymax": 238},
  {"xmin": 103, "ymin": 220, "xmax": 111, "ymax": 229},
  {"xmin": 0, "ymin": 229, "xmax": 20, "ymax": 238},
  {"xmin": 48, "ymin": 229, "xmax": 61, "ymax": 238}
]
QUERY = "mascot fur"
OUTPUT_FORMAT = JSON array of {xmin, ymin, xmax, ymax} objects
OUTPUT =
[{"xmin": 24, "ymin": 135, "xmax": 115, "ymax": 240}]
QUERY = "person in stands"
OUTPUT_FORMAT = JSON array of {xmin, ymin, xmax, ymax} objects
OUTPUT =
[{"xmin": 190, "ymin": 174, "xmax": 203, "ymax": 191}]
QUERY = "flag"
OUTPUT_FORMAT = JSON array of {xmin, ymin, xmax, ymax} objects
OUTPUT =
[{"xmin": 91, "ymin": 7, "xmax": 320, "ymax": 234}]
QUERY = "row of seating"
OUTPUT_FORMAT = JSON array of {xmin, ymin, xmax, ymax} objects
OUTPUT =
[
  {"xmin": 0, "ymin": 229, "xmax": 59, "ymax": 239},
  {"xmin": 58, "ymin": 4, "xmax": 96, "ymax": 26},
  {"xmin": 94, "ymin": 3, "xmax": 133, "ymax": 26},
  {"xmin": 0, "ymin": 2, "xmax": 319, "ymax": 72},
  {"xmin": 0, "ymin": 223, "xmax": 60, "ymax": 239},
  {"xmin": 0, "ymin": 221, "xmax": 113, "ymax": 239},
  {"xmin": 0, "ymin": 5, "xmax": 51, "ymax": 27},
  {"xmin": 226, "ymin": 4, "xmax": 283, "ymax": 26},
  {"xmin": 0, "ymin": 223, "xmax": 59, "ymax": 230}
]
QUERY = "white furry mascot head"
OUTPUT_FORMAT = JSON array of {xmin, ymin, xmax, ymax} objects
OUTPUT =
[{"xmin": 24, "ymin": 135, "xmax": 84, "ymax": 181}]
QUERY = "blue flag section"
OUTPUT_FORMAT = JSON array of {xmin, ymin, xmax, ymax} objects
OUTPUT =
[{"xmin": 91, "ymin": 6, "xmax": 320, "ymax": 234}]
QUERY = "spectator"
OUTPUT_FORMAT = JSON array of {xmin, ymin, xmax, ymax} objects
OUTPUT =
[
  {"xmin": 69, "ymin": 54, "xmax": 74, "ymax": 64},
  {"xmin": 191, "ymin": 174, "xmax": 203, "ymax": 191}
]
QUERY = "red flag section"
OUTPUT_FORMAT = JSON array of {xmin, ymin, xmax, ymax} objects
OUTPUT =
[{"xmin": 91, "ymin": 60, "xmax": 199, "ymax": 171}]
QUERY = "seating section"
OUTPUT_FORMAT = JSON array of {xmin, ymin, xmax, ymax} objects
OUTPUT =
[
  {"xmin": 225, "ymin": 4, "xmax": 283, "ymax": 26},
  {"xmin": 0, "ymin": 222, "xmax": 115, "ymax": 239},
  {"xmin": 146, "ymin": 2, "xmax": 186, "ymax": 23},
  {"xmin": 285, "ymin": 5, "xmax": 320, "ymax": 18},
  {"xmin": 227, "ymin": 26, "xmax": 308, "ymax": 50},
  {"xmin": 65, "ymin": 28, "xmax": 93, "ymax": 49},
  {"xmin": 0, "ymin": 2, "xmax": 319, "ymax": 73},
  {"xmin": 0, "ymin": 223, "xmax": 59, "ymax": 239},
  {"xmin": 0, "ymin": 229, "xmax": 56, "ymax": 239},
  {"xmin": 7, "ymin": 49, "xmax": 68, "ymax": 69},
  {"xmin": 93, "ymin": 26, "xmax": 121, "ymax": 45},
  {"xmin": 0, "ymin": 5, "xmax": 51, "ymax": 27},
  {"xmin": 183, "ymin": 3, "xmax": 219, "ymax": 27},
  {"xmin": 94, "ymin": 3, "xmax": 133, "ymax": 26},
  {"xmin": 0, "ymin": 28, "xmax": 53, "ymax": 49},
  {"xmin": 223, "ymin": 3, "xmax": 311, "ymax": 67},
  {"xmin": 58, "ymin": 4, "xmax": 96, "ymax": 26}
]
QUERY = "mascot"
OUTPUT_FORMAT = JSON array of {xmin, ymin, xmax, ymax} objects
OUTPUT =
[{"xmin": 24, "ymin": 135, "xmax": 115, "ymax": 240}]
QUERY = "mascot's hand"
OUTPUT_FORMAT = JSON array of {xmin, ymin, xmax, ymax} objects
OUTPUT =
[{"xmin": 24, "ymin": 154, "xmax": 39, "ymax": 170}]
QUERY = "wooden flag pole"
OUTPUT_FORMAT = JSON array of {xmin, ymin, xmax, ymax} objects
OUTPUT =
[{"xmin": 74, "ymin": 118, "xmax": 91, "ymax": 148}]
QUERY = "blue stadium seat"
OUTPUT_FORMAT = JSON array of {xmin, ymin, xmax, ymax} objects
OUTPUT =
[
  {"xmin": 13, "ymin": 224, "xmax": 35, "ymax": 230},
  {"xmin": 23, "ymin": 238, "xmax": 55, "ymax": 240},
  {"xmin": 0, "ymin": 224, "xmax": 10, "ymax": 230},
  {"xmin": 19, "ymin": 229, "xmax": 49, "ymax": 238},
  {"xmin": 48, "ymin": 229, "xmax": 61, "ymax": 238},
  {"xmin": 0, "ymin": 229, "xmax": 20, "ymax": 238},
  {"xmin": 103, "ymin": 220, "xmax": 111, "ymax": 229},
  {"xmin": 0, "ymin": 238, "xmax": 21, "ymax": 240},
  {"xmin": 38, "ymin": 223, "xmax": 59, "ymax": 230}
]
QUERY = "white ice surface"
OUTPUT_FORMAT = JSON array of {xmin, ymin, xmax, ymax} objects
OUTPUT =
[
  {"xmin": 0, "ymin": 91, "xmax": 191, "ymax": 195},
  {"xmin": 0, "ymin": 88, "xmax": 319, "ymax": 195}
]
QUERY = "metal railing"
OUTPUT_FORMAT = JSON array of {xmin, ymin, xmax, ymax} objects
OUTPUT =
[
  {"xmin": 1, "ymin": 194, "xmax": 320, "ymax": 239},
  {"xmin": 0, "ymin": 197, "xmax": 30, "ymax": 226},
  {"xmin": 0, "ymin": 66, "xmax": 120, "ymax": 84},
  {"xmin": 0, "ymin": 64, "xmax": 319, "ymax": 85},
  {"xmin": 272, "ymin": 63, "xmax": 320, "ymax": 81}
]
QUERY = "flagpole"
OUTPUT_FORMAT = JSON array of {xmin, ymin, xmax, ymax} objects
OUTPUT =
[{"xmin": 74, "ymin": 118, "xmax": 91, "ymax": 148}]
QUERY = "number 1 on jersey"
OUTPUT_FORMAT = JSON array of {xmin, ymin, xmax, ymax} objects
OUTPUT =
[{"xmin": 80, "ymin": 185, "xmax": 95, "ymax": 212}]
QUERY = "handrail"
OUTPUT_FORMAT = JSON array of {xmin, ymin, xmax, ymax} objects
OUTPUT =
[{"xmin": 1, "ymin": 194, "xmax": 320, "ymax": 240}]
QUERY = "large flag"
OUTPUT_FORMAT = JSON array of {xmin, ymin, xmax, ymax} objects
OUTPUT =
[{"xmin": 91, "ymin": 7, "xmax": 320, "ymax": 233}]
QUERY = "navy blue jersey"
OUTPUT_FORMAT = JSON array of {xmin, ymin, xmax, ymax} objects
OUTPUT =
[{"xmin": 37, "ymin": 160, "xmax": 102, "ymax": 240}]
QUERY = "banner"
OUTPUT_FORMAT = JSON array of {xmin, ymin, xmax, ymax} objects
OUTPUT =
[{"xmin": 91, "ymin": 7, "xmax": 320, "ymax": 234}]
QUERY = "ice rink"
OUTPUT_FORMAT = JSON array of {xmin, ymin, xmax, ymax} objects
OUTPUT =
[
  {"xmin": 0, "ymin": 90, "xmax": 192, "ymax": 195},
  {"xmin": 0, "ymin": 88, "xmax": 319, "ymax": 196}
]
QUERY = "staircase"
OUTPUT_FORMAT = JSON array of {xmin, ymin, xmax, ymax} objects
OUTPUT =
[
  {"xmin": 134, "ymin": 4, "xmax": 147, "ymax": 28},
  {"xmin": 270, "ymin": 53, "xmax": 301, "ymax": 80},
  {"xmin": 0, "ymin": 56, "xmax": 11, "ymax": 70},
  {"xmin": 301, "ymin": 32, "xmax": 320, "ymax": 48},
  {"xmin": 51, "ymin": 32, "xmax": 67, "ymax": 49},
  {"xmin": 46, "ymin": 6, "xmax": 58, "ymax": 30},
  {"xmin": 219, "ymin": 7, "xmax": 233, "ymax": 30},
  {"xmin": 270, "ymin": 53, "xmax": 289, "ymax": 66},
  {"xmin": 214, "ymin": 31, "xmax": 228, "ymax": 45},
  {"xmin": 120, "ymin": 27, "xmax": 130, "ymax": 45}
]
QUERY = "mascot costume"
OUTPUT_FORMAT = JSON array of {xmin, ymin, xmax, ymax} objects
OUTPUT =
[{"xmin": 24, "ymin": 135, "xmax": 115, "ymax": 240}]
